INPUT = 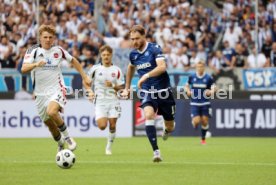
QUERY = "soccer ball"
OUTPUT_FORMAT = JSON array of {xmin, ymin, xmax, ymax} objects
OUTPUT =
[
  {"xmin": 206, "ymin": 131, "xmax": 212, "ymax": 138},
  {"xmin": 56, "ymin": 149, "xmax": 76, "ymax": 169}
]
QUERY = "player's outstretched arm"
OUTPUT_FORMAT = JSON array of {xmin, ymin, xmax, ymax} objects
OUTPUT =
[
  {"xmin": 71, "ymin": 57, "xmax": 91, "ymax": 85},
  {"xmin": 125, "ymin": 64, "xmax": 136, "ymax": 89},
  {"xmin": 21, "ymin": 61, "xmax": 46, "ymax": 74},
  {"xmin": 82, "ymin": 75, "xmax": 94, "ymax": 101},
  {"xmin": 121, "ymin": 64, "xmax": 136, "ymax": 98}
]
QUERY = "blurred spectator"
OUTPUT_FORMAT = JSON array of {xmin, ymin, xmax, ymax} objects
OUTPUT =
[
  {"xmin": 119, "ymin": 33, "xmax": 131, "ymax": 49},
  {"xmin": 234, "ymin": 43, "xmax": 248, "ymax": 67},
  {"xmin": 222, "ymin": 40, "xmax": 236, "ymax": 68},
  {"xmin": 209, "ymin": 50, "xmax": 229, "ymax": 74},
  {"xmin": 223, "ymin": 23, "xmax": 240, "ymax": 48},
  {"xmin": 170, "ymin": 47, "xmax": 189, "ymax": 70},
  {"xmin": 79, "ymin": 46, "xmax": 95, "ymax": 69},
  {"xmin": 245, "ymin": 46, "xmax": 269, "ymax": 68},
  {"xmin": 269, "ymin": 42, "xmax": 276, "ymax": 67},
  {"xmin": 0, "ymin": 35, "xmax": 16, "ymax": 68},
  {"xmin": 0, "ymin": 0, "xmax": 274, "ymax": 71},
  {"xmin": 196, "ymin": 43, "xmax": 207, "ymax": 63},
  {"xmin": 261, "ymin": 36, "xmax": 272, "ymax": 58}
]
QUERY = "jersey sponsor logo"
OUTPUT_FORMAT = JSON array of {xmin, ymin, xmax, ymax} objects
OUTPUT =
[
  {"xmin": 192, "ymin": 83, "xmax": 207, "ymax": 88},
  {"xmin": 54, "ymin": 53, "xmax": 59, "ymax": 58},
  {"xmin": 137, "ymin": 62, "xmax": 151, "ymax": 70}
]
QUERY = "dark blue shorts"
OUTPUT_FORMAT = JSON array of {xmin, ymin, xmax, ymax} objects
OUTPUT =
[
  {"xmin": 191, "ymin": 105, "xmax": 212, "ymax": 118},
  {"xmin": 139, "ymin": 89, "xmax": 176, "ymax": 121}
]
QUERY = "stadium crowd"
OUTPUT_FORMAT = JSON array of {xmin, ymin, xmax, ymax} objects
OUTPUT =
[{"xmin": 0, "ymin": 0, "xmax": 276, "ymax": 72}]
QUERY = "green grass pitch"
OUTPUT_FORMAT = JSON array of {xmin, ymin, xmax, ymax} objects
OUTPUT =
[{"xmin": 0, "ymin": 137, "xmax": 275, "ymax": 185}]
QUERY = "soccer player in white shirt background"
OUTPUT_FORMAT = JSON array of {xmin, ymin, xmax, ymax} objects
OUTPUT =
[
  {"xmin": 21, "ymin": 24, "xmax": 91, "ymax": 152},
  {"xmin": 83, "ymin": 45, "xmax": 124, "ymax": 155}
]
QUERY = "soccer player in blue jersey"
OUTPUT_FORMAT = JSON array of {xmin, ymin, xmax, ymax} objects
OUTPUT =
[
  {"xmin": 185, "ymin": 59, "xmax": 216, "ymax": 145},
  {"xmin": 121, "ymin": 25, "xmax": 176, "ymax": 162}
]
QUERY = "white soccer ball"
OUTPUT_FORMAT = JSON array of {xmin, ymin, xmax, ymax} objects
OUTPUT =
[
  {"xmin": 206, "ymin": 131, "xmax": 212, "ymax": 138},
  {"xmin": 56, "ymin": 149, "xmax": 76, "ymax": 169}
]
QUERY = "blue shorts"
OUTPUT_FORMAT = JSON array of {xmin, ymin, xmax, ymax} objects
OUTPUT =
[
  {"xmin": 191, "ymin": 105, "xmax": 212, "ymax": 118},
  {"xmin": 139, "ymin": 89, "xmax": 176, "ymax": 121}
]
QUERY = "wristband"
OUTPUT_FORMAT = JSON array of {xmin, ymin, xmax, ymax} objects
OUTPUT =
[{"xmin": 145, "ymin": 73, "xmax": 150, "ymax": 78}]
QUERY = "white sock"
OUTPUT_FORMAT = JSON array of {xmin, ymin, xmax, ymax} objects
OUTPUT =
[
  {"xmin": 57, "ymin": 137, "xmax": 64, "ymax": 146},
  {"xmin": 108, "ymin": 132, "xmax": 116, "ymax": 142},
  {"xmin": 58, "ymin": 124, "xmax": 69, "ymax": 138}
]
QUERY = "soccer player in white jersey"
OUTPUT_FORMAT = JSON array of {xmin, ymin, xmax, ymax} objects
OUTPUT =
[
  {"xmin": 21, "ymin": 24, "xmax": 91, "ymax": 151},
  {"xmin": 83, "ymin": 45, "xmax": 124, "ymax": 155}
]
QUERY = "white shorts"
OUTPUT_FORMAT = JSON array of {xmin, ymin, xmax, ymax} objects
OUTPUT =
[
  {"xmin": 95, "ymin": 100, "xmax": 121, "ymax": 120},
  {"xmin": 35, "ymin": 91, "xmax": 66, "ymax": 122}
]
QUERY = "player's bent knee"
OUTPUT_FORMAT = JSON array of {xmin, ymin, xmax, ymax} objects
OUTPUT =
[
  {"xmin": 47, "ymin": 110, "xmax": 58, "ymax": 118},
  {"xmin": 97, "ymin": 120, "xmax": 108, "ymax": 130},
  {"xmin": 144, "ymin": 113, "xmax": 155, "ymax": 120},
  {"xmin": 98, "ymin": 125, "xmax": 106, "ymax": 130},
  {"xmin": 201, "ymin": 117, "xmax": 209, "ymax": 126},
  {"xmin": 192, "ymin": 118, "xmax": 200, "ymax": 125}
]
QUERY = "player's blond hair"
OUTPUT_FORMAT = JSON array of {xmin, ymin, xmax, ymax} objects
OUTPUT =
[
  {"xmin": 38, "ymin": 24, "xmax": 56, "ymax": 36},
  {"xmin": 99, "ymin": 45, "xmax": 113, "ymax": 54},
  {"xmin": 129, "ymin": 25, "xmax": 146, "ymax": 36}
]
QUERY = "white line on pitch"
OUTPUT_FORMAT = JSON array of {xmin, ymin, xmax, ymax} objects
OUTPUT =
[{"xmin": 0, "ymin": 160, "xmax": 276, "ymax": 167}]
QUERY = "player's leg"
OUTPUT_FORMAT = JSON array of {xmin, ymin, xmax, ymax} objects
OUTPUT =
[
  {"xmin": 192, "ymin": 116, "xmax": 201, "ymax": 129},
  {"xmin": 158, "ymin": 90, "xmax": 176, "ymax": 140},
  {"xmin": 35, "ymin": 96, "xmax": 65, "ymax": 151},
  {"xmin": 161, "ymin": 105, "xmax": 176, "ymax": 141},
  {"xmin": 143, "ymin": 105, "xmax": 161, "ymax": 162},
  {"xmin": 44, "ymin": 119, "xmax": 65, "ymax": 151},
  {"xmin": 95, "ymin": 103, "xmax": 109, "ymax": 130},
  {"xmin": 191, "ymin": 105, "xmax": 201, "ymax": 129},
  {"xmin": 96, "ymin": 118, "xmax": 109, "ymax": 130},
  {"xmin": 105, "ymin": 118, "xmax": 117, "ymax": 155},
  {"xmin": 105, "ymin": 103, "xmax": 121, "ymax": 155},
  {"xmin": 200, "ymin": 105, "xmax": 211, "ymax": 145},
  {"xmin": 200, "ymin": 116, "xmax": 209, "ymax": 145},
  {"xmin": 47, "ymin": 101, "xmax": 77, "ymax": 151}
]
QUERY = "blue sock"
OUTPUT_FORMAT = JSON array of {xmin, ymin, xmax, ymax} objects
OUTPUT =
[{"xmin": 145, "ymin": 120, "xmax": 158, "ymax": 151}]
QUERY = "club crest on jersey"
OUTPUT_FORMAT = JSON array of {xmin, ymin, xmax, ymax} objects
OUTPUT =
[
  {"xmin": 137, "ymin": 62, "xmax": 151, "ymax": 70},
  {"xmin": 54, "ymin": 53, "xmax": 59, "ymax": 58},
  {"xmin": 112, "ymin": 73, "xmax": 116, "ymax": 77},
  {"xmin": 46, "ymin": 58, "xmax": 51, "ymax": 64},
  {"xmin": 145, "ymin": 51, "xmax": 149, "ymax": 56},
  {"xmin": 99, "ymin": 72, "xmax": 103, "ymax": 76}
]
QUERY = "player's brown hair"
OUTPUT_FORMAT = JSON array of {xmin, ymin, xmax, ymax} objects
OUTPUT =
[
  {"xmin": 38, "ymin": 24, "xmax": 56, "ymax": 36},
  {"xmin": 99, "ymin": 45, "xmax": 113, "ymax": 54},
  {"xmin": 129, "ymin": 25, "xmax": 146, "ymax": 36}
]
